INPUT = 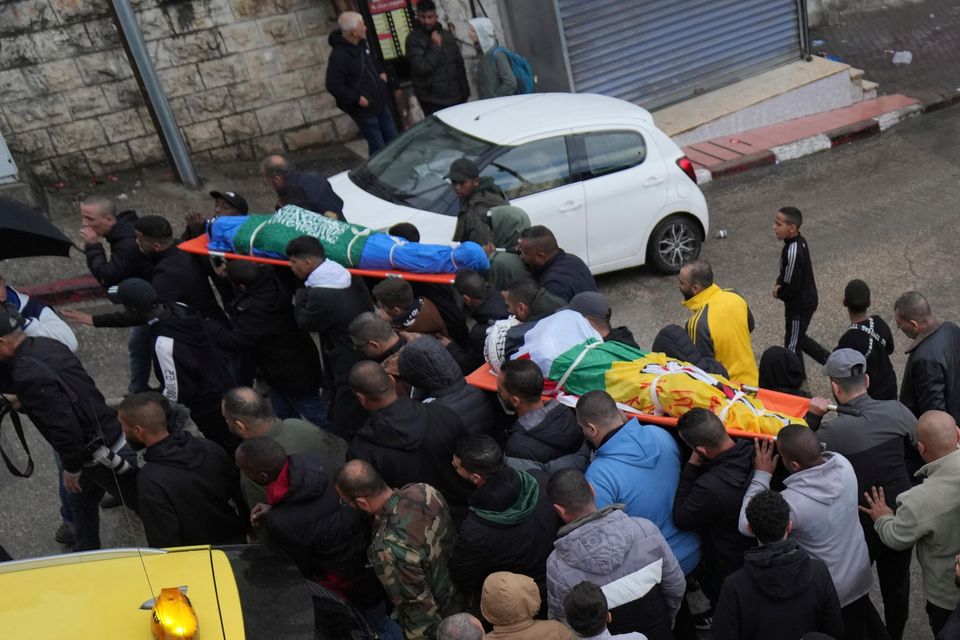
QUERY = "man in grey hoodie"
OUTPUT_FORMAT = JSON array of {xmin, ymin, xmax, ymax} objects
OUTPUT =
[
  {"xmin": 545, "ymin": 469, "xmax": 685, "ymax": 640},
  {"xmin": 739, "ymin": 426, "xmax": 888, "ymax": 640}
]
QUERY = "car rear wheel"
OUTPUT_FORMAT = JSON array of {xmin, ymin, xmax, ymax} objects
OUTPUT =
[{"xmin": 647, "ymin": 214, "xmax": 701, "ymax": 274}]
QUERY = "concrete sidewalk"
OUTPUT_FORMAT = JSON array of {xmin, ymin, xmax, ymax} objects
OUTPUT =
[{"xmin": 684, "ymin": 94, "xmax": 920, "ymax": 183}]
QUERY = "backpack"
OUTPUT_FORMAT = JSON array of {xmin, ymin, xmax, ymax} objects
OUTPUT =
[{"xmin": 492, "ymin": 45, "xmax": 535, "ymax": 94}]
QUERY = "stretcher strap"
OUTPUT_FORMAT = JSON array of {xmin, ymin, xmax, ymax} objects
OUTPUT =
[
  {"xmin": 388, "ymin": 237, "xmax": 403, "ymax": 268},
  {"xmin": 345, "ymin": 228, "xmax": 371, "ymax": 267},
  {"xmin": 247, "ymin": 218, "xmax": 271, "ymax": 255},
  {"xmin": 553, "ymin": 341, "xmax": 601, "ymax": 394}
]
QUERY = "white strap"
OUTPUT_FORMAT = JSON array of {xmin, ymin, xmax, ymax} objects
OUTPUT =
[
  {"xmin": 387, "ymin": 237, "xmax": 403, "ymax": 269},
  {"xmin": 553, "ymin": 341, "xmax": 601, "ymax": 393},
  {"xmin": 247, "ymin": 219, "xmax": 271, "ymax": 254},
  {"xmin": 345, "ymin": 228, "xmax": 371, "ymax": 267}
]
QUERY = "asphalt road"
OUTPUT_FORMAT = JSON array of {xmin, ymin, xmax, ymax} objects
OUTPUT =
[{"xmin": 3, "ymin": 106, "xmax": 960, "ymax": 637}]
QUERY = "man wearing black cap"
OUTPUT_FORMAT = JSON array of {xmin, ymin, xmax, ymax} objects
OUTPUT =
[
  {"xmin": 806, "ymin": 348, "xmax": 918, "ymax": 640},
  {"xmin": 183, "ymin": 190, "xmax": 249, "ymax": 240},
  {"xmin": 448, "ymin": 157, "xmax": 507, "ymax": 244},
  {"xmin": 565, "ymin": 291, "xmax": 638, "ymax": 349},
  {"xmin": 0, "ymin": 308, "xmax": 139, "ymax": 551}
]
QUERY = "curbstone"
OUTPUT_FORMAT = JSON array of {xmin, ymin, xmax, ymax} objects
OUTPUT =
[{"xmin": 20, "ymin": 275, "xmax": 104, "ymax": 306}]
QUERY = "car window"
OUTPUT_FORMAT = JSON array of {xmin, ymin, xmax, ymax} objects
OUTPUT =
[
  {"xmin": 583, "ymin": 131, "xmax": 646, "ymax": 178},
  {"xmin": 352, "ymin": 117, "xmax": 495, "ymax": 214},
  {"xmin": 481, "ymin": 137, "xmax": 572, "ymax": 199}
]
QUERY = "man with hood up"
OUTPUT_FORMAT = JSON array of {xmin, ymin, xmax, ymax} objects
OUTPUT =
[
  {"xmin": 450, "ymin": 436, "xmax": 561, "ymax": 610},
  {"xmin": 119, "ymin": 392, "xmax": 244, "ymax": 548},
  {"xmin": 739, "ymin": 426, "xmax": 887, "ymax": 640},
  {"xmin": 546, "ymin": 469, "xmax": 685, "ymax": 640},
  {"xmin": 480, "ymin": 572, "xmax": 573, "ymax": 640},
  {"xmin": 325, "ymin": 11, "xmax": 397, "ymax": 155},
  {"xmin": 448, "ymin": 157, "xmax": 508, "ymax": 245},
  {"xmin": 576, "ymin": 390, "xmax": 701, "ymax": 576},
  {"xmin": 467, "ymin": 18, "xmax": 517, "ymax": 99},
  {"xmin": 713, "ymin": 489, "xmax": 843, "ymax": 640},
  {"xmin": 480, "ymin": 205, "xmax": 531, "ymax": 291}
]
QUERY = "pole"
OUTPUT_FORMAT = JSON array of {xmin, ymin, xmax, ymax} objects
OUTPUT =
[{"xmin": 107, "ymin": 0, "xmax": 200, "ymax": 188}]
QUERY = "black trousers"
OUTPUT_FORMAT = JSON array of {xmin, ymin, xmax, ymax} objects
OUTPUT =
[
  {"xmin": 842, "ymin": 594, "xmax": 891, "ymax": 640},
  {"xmin": 927, "ymin": 601, "xmax": 954, "ymax": 637},
  {"xmin": 784, "ymin": 310, "xmax": 831, "ymax": 371},
  {"xmin": 869, "ymin": 538, "xmax": 912, "ymax": 640}
]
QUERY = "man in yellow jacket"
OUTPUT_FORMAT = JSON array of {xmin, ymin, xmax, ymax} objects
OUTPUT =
[{"xmin": 679, "ymin": 260, "xmax": 759, "ymax": 386}]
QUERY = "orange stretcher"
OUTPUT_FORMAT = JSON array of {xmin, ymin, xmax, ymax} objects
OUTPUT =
[
  {"xmin": 466, "ymin": 365, "xmax": 810, "ymax": 440},
  {"xmin": 178, "ymin": 234, "xmax": 456, "ymax": 284}
]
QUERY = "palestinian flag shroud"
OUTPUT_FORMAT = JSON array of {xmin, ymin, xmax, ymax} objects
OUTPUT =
[{"xmin": 508, "ymin": 311, "xmax": 805, "ymax": 436}]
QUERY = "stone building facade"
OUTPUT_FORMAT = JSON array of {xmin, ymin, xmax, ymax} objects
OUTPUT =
[{"xmin": 0, "ymin": 0, "xmax": 355, "ymax": 184}]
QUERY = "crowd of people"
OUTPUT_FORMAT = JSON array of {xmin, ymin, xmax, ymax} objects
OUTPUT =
[{"xmin": 1, "ymin": 147, "xmax": 960, "ymax": 640}]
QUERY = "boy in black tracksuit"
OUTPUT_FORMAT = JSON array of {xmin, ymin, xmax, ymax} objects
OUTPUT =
[{"xmin": 772, "ymin": 207, "xmax": 830, "ymax": 374}]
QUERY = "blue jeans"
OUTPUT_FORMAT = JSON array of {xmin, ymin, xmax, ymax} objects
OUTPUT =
[
  {"xmin": 360, "ymin": 601, "xmax": 403, "ymax": 640},
  {"xmin": 67, "ymin": 446, "xmax": 139, "ymax": 551},
  {"xmin": 352, "ymin": 109, "xmax": 398, "ymax": 156},
  {"xmin": 128, "ymin": 325, "xmax": 153, "ymax": 393},
  {"xmin": 269, "ymin": 389, "xmax": 332, "ymax": 431}
]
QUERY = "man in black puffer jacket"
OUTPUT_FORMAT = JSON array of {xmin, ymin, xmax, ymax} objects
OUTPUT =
[
  {"xmin": 405, "ymin": 0, "xmax": 469, "ymax": 116},
  {"xmin": 236, "ymin": 438, "xmax": 398, "ymax": 635},
  {"xmin": 497, "ymin": 359, "xmax": 588, "ymax": 474},
  {"xmin": 212, "ymin": 261, "xmax": 327, "ymax": 431},
  {"xmin": 347, "ymin": 361, "xmax": 473, "ymax": 522},
  {"xmin": 325, "ymin": 12, "xmax": 397, "ymax": 155},
  {"xmin": 450, "ymin": 435, "xmax": 562, "ymax": 613},
  {"xmin": 454, "ymin": 269, "xmax": 510, "ymax": 369},
  {"xmin": 397, "ymin": 335, "xmax": 495, "ymax": 437}
]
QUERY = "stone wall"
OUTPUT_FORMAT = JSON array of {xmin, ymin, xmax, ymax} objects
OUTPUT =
[{"xmin": 0, "ymin": 0, "xmax": 353, "ymax": 184}]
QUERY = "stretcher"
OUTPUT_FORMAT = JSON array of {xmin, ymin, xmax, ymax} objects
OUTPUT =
[
  {"xmin": 466, "ymin": 365, "xmax": 810, "ymax": 440},
  {"xmin": 178, "ymin": 234, "xmax": 457, "ymax": 284}
]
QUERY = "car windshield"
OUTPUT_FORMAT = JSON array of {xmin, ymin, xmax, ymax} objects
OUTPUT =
[{"xmin": 349, "ymin": 116, "xmax": 494, "ymax": 213}]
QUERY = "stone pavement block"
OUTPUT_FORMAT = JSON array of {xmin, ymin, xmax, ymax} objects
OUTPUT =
[
  {"xmin": 50, "ymin": 151, "xmax": 92, "ymax": 180},
  {"xmin": 183, "ymin": 119, "xmax": 225, "ymax": 151},
  {"xmin": 332, "ymin": 113, "xmax": 359, "ymax": 141},
  {"xmin": 259, "ymin": 13, "xmax": 301, "ymax": 45},
  {"xmin": 0, "ymin": 68, "xmax": 34, "ymax": 102},
  {"xmin": 0, "ymin": 0, "xmax": 58, "ymax": 37},
  {"xmin": 5, "ymin": 129, "xmax": 55, "ymax": 160},
  {"xmin": 85, "ymin": 142, "xmax": 133, "ymax": 175},
  {"xmin": 0, "ymin": 34, "xmax": 38, "ymax": 69},
  {"xmin": 284, "ymin": 122, "xmax": 336, "ymax": 151},
  {"xmin": 62, "ymin": 86, "xmax": 112, "ymax": 120},
  {"xmin": 229, "ymin": 78, "xmax": 276, "ymax": 111},
  {"xmin": 49, "ymin": 119, "xmax": 108, "ymax": 151},
  {"xmin": 101, "ymin": 79, "xmax": 144, "ymax": 111},
  {"xmin": 50, "ymin": 0, "xmax": 109, "ymax": 22},
  {"xmin": 271, "ymin": 69, "xmax": 309, "ymax": 99},
  {"xmin": 198, "ymin": 54, "xmax": 249, "ymax": 89},
  {"xmin": 256, "ymin": 100, "xmax": 304, "ymax": 134},
  {"xmin": 157, "ymin": 64, "xmax": 205, "ymax": 98},
  {"xmin": 250, "ymin": 132, "xmax": 285, "ymax": 156},
  {"xmin": 3, "ymin": 95, "xmax": 72, "ymax": 132},
  {"xmin": 219, "ymin": 111, "xmax": 260, "ymax": 144},
  {"xmin": 31, "ymin": 24, "xmax": 95, "ymax": 62},
  {"xmin": 76, "ymin": 50, "xmax": 134, "ymax": 85},
  {"xmin": 185, "ymin": 87, "xmax": 235, "ymax": 120},
  {"xmin": 99, "ymin": 108, "xmax": 147, "ymax": 143},
  {"xmin": 26, "ymin": 59, "xmax": 85, "ymax": 95},
  {"xmin": 299, "ymin": 93, "xmax": 338, "ymax": 122},
  {"xmin": 84, "ymin": 18, "xmax": 121, "ymax": 47},
  {"xmin": 128, "ymin": 133, "xmax": 166, "ymax": 165},
  {"xmin": 219, "ymin": 21, "xmax": 264, "ymax": 53},
  {"xmin": 207, "ymin": 140, "xmax": 255, "ymax": 162}
]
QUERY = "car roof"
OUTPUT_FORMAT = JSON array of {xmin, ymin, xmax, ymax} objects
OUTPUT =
[{"xmin": 435, "ymin": 93, "xmax": 655, "ymax": 145}]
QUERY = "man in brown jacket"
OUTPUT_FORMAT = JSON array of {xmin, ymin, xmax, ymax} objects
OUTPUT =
[{"xmin": 480, "ymin": 572, "xmax": 574, "ymax": 640}]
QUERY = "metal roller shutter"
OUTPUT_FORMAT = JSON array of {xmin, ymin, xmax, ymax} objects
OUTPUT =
[{"xmin": 556, "ymin": 0, "xmax": 801, "ymax": 110}]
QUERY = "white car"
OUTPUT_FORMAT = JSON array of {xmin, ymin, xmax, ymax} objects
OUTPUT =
[{"xmin": 328, "ymin": 93, "xmax": 708, "ymax": 274}]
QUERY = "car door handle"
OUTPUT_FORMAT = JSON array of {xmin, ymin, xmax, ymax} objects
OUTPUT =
[
  {"xmin": 559, "ymin": 201, "xmax": 582, "ymax": 213},
  {"xmin": 642, "ymin": 176, "xmax": 664, "ymax": 187}
]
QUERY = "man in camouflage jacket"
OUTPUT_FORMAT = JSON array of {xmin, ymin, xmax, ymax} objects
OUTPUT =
[{"xmin": 336, "ymin": 459, "xmax": 461, "ymax": 639}]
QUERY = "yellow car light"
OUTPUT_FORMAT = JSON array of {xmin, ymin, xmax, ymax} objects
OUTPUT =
[{"xmin": 150, "ymin": 587, "xmax": 198, "ymax": 639}]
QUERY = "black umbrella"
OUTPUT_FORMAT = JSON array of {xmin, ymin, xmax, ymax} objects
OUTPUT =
[{"xmin": 0, "ymin": 194, "xmax": 74, "ymax": 259}]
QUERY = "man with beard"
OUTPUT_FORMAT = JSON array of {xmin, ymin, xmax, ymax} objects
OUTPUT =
[
  {"xmin": 119, "ymin": 392, "xmax": 244, "ymax": 548},
  {"xmin": 405, "ymin": 0, "xmax": 469, "ymax": 116}
]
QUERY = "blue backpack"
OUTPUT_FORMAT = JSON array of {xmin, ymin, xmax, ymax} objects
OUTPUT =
[{"xmin": 492, "ymin": 45, "xmax": 535, "ymax": 94}]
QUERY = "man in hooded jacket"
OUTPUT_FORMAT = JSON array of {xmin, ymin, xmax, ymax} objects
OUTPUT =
[
  {"xmin": 405, "ymin": 0, "xmax": 469, "ymax": 115},
  {"xmin": 713, "ymin": 489, "xmax": 843, "ymax": 640},
  {"xmin": 448, "ymin": 157, "xmax": 508, "ymax": 245},
  {"xmin": 546, "ymin": 469, "xmax": 685, "ymax": 640},
  {"xmin": 450, "ymin": 436, "xmax": 561, "ymax": 609},
  {"xmin": 119, "ymin": 392, "xmax": 244, "ymax": 548},
  {"xmin": 480, "ymin": 572, "xmax": 572, "ymax": 640}
]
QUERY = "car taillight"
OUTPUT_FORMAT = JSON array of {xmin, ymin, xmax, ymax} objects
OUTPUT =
[{"xmin": 676, "ymin": 156, "xmax": 697, "ymax": 183}]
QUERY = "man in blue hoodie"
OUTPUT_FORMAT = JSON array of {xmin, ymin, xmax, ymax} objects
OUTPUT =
[
  {"xmin": 739, "ymin": 426, "xmax": 888, "ymax": 640},
  {"xmin": 576, "ymin": 390, "xmax": 700, "ymax": 576}
]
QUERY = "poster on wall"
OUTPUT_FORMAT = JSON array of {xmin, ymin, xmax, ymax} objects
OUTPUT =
[{"xmin": 368, "ymin": 0, "xmax": 419, "ymax": 60}]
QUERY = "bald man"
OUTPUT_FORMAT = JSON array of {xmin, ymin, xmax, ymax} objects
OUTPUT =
[
  {"xmin": 119, "ymin": 392, "xmax": 244, "ymax": 548},
  {"xmin": 739, "ymin": 426, "xmax": 884, "ymax": 639},
  {"xmin": 260, "ymin": 154, "xmax": 344, "ymax": 219},
  {"xmin": 861, "ymin": 410, "xmax": 960, "ymax": 636}
]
